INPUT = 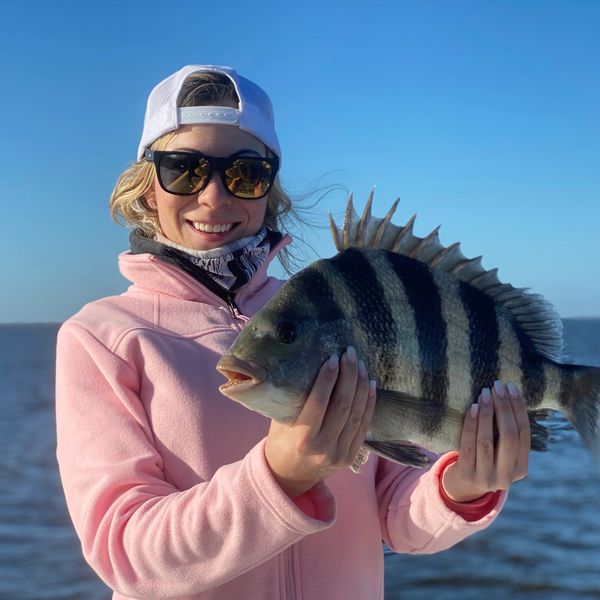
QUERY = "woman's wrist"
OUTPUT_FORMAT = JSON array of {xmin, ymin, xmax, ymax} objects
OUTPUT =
[
  {"xmin": 268, "ymin": 469, "xmax": 319, "ymax": 499},
  {"xmin": 439, "ymin": 455, "xmax": 487, "ymax": 503},
  {"xmin": 441, "ymin": 464, "xmax": 486, "ymax": 502}
]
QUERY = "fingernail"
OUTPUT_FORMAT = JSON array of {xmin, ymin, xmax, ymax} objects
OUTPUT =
[
  {"xmin": 368, "ymin": 379, "xmax": 377, "ymax": 397},
  {"xmin": 346, "ymin": 346, "xmax": 357, "ymax": 364},
  {"xmin": 327, "ymin": 354, "xmax": 339, "ymax": 369},
  {"xmin": 481, "ymin": 388, "xmax": 491, "ymax": 404},
  {"xmin": 358, "ymin": 359, "xmax": 366, "ymax": 379},
  {"xmin": 494, "ymin": 380, "xmax": 505, "ymax": 398},
  {"xmin": 470, "ymin": 403, "xmax": 479, "ymax": 418},
  {"xmin": 507, "ymin": 382, "xmax": 519, "ymax": 398}
]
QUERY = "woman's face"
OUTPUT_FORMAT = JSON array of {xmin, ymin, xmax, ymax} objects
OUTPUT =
[{"xmin": 147, "ymin": 124, "xmax": 269, "ymax": 251}]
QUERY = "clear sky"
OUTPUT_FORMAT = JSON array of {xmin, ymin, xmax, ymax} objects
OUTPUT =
[{"xmin": 1, "ymin": 0, "xmax": 598, "ymax": 323}]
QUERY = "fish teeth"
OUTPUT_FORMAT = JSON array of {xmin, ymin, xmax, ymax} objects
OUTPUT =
[{"xmin": 192, "ymin": 222, "xmax": 233, "ymax": 233}]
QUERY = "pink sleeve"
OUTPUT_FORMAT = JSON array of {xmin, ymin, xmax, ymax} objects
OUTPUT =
[
  {"xmin": 436, "ymin": 452, "xmax": 502, "ymax": 522},
  {"xmin": 376, "ymin": 452, "xmax": 507, "ymax": 554},
  {"xmin": 55, "ymin": 323, "xmax": 335, "ymax": 598}
]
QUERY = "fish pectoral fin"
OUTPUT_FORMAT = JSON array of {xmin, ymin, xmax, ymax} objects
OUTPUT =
[
  {"xmin": 377, "ymin": 389, "xmax": 465, "ymax": 428},
  {"xmin": 363, "ymin": 440, "xmax": 433, "ymax": 468}
]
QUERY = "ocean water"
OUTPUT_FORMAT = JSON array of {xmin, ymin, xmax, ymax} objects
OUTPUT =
[{"xmin": 1, "ymin": 320, "xmax": 599, "ymax": 600}]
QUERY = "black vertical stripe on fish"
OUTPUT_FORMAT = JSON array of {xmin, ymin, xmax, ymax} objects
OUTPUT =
[
  {"xmin": 558, "ymin": 364, "xmax": 591, "ymax": 423},
  {"xmin": 385, "ymin": 252, "xmax": 448, "ymax": 435},
  {"xmin": 558, "ymin": 366, "xmax": 575, "ymax": 412},
  {"xmin": 329, "ymin": 249, "xmax": 398, "ymax": 383},
  {"xmin": 459, "ymin": 282, "xmax": 501, "ymax": 402},
  {"xmin": 287, "ymin": 266, "xmax": 347, "ymax": 324},
  {"xmin": 513, "ymin": 323, "xmax": 546, "ymax": 407}
]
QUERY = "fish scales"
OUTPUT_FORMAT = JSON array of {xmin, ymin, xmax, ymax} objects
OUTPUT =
[
  {"xmin": 288, "ymin": 268, "xmax": 347, "ymax": 325},
  {"xmin": 496, "ymin": 305, "xmax": 524, "ymax": 394},
  {"xmin": 513, "ymin": 323, "xmax": 547, "ymax": 407},
  {"xmin": 458, "ymin": 281, "xmax": 501, "ymax": 402},
  {"xmin": 217, "ymin": 195, "xmax": 600, "ymax": 470},
  {"xmin": 542, "ymin": 363, "xmax": 561, "ymax": 409},
  {"xmin": 431, "ymin": 271, "xmax": 473, "ymax": 413},
  {"xmin": 263, "ymin": 268, "xmax": 350, "ymax": 408},
  {"xmin": 327, "ymin": 249, "xmax": 399, "ymax": 390},
  {"xmin": 382, "ymin": 251, "xmax": 449, "ymax": 436},
  {"xmin": 559, "ymin": 368, "xmax": 575, "ymax": 410},
  {"xmin": 330, "ymin": 248, "xmax": 450, "ymax": 440},
  {"xmin": 358, "ymin": 251, "xmax": 422, "ymax": 400},
  {"xmin": 308, "ymin": 261, "xmax": 378, "ymax": 367}
]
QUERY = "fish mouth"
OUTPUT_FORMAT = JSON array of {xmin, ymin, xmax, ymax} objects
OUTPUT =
[{"xmin": 216, "ymin": 354, "xmax": 267, "ymax": 394}]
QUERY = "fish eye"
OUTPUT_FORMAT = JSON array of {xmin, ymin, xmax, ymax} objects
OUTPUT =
[{"xmin": 275, "ymin": 320, "xmax": 297, "ymax": 344}]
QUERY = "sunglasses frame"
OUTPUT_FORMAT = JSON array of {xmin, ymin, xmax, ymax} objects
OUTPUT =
[{"xmin": 144, "ymin": 148, "xmax": 279, "ymax": 200}]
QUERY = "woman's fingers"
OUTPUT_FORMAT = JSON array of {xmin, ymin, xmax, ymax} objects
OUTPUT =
[
  {"xmin": 444, "ymin": 381, "xmax": 532, "ymax": 502},
  {"xmin": 320, "ymin": 347, "xmax": 360, "ymax": 438},
  {"xmin": 507, "ymin": 382, "xmax": 531, "ymax": 481},
  {"xmin": 337, "ymin": 358, "xmax": 370, "ymax": 451},
  {"xmin": 475, "ymin": 387, "xmax": 495, "ymax": 483},
  {"xmin": 294, "ymin": 353, "xmax": 340, "ymax": 430},
  {"xmin": 457, "ymin": 401, "xmax": 479, "ymax": 473},
  {"xmin": 299, "ymin": 346, "xmax": 375, "ymax": 467},
  {"xmin": 348, "ymin": 379, "xmax": 377, "ymax": 460},
  {"xmin": 264, "ymin": 348, "xmax": 377, "ymax": 499},
  {"xmin": 492, "ymin": 381, "xmax": 520, "ymax": 488}
]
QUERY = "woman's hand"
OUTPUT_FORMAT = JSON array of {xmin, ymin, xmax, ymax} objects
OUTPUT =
[
  {"xmin": 264, "ymin": 347, "xmax": 377, "ymax": 499},
  {"xmin": 442, "ymin": 381, "xmax": 531, "ymax": 503}
]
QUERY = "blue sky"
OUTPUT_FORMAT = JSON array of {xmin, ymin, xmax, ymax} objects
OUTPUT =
[{"xmin": 1, "ymin": 0, "xmax": 598, "ymax": 322}]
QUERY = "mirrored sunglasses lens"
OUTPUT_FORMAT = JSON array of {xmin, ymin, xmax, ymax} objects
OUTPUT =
[
  {"xmin": 225, "ymin": 159, "xmax": 273, "ymax": 198},
  {"xmin": 160, "ymin": 155, "xmax": 209, "ymax": 194}
]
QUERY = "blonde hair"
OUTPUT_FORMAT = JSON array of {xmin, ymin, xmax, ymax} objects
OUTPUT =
[
  {"xmin": 109, "ymin": 131, "xmax": 174, "ymax": 237},
  {"xmin": 109, "ymin": 72, "xmax": 298, "ymax": 270}
]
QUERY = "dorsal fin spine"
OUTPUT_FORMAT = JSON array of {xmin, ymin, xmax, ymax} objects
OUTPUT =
[{"xmin": 329, "ymin": 191, "xmax": 564, "ymax": 361}]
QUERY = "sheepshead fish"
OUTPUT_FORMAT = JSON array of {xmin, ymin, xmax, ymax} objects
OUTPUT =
[{"xmin": 217, "ymin": 193, "xmax": 600, "ymax": 468}]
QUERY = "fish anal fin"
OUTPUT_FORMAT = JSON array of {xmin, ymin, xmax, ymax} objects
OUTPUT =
[
  {"xmin": 364, "ymin": 440, "xmax": 433, "ymax": 468},
  {"xmin": 528, "ymin": 409, "xmax": 560, "ymax": 452}
]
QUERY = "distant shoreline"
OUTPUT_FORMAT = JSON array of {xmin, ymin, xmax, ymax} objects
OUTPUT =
[
  {"xmin": 0, "ymin": 322, "xmax": 63, "ymax": 327},
  {"xmin": 1, "ymin": 317, "xmax": 600, "ymax": 327}
]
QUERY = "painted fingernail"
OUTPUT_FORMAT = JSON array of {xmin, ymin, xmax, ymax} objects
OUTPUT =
[
  {"xmin": 369, "ymin": 379, "xmax": 377, "ymax": 397},
  {"xmin": 507, "ymin": 382, "xmax": 519, "ymax": 398},
  {"xmin": 358, "ymin": 359, "xmax": 367, "ymax": 379},
  {"xmin": 327, "ymin": 354, "xmax": 339, "ymax": 369},
  {"xmin": 346, "ymin": 346, "xmax": 357, "ymax": 364},
  {"xmin": 494, "ymin": 380, "xmax": 505, "ymax": 398},
  {"xmin": 481, "ymin": 388, "xmax": 491, "ymax": 404},
  {"xmin": 470, "ymin": 403, "xmax": 479, "ymax": 418}
]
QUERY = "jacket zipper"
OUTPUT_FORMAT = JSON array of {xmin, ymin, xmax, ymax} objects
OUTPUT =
[
  {"xmin": 224, "ymin": 293, "xmax": 251, "ymax": 323},
  {"xmin": 225, "ymin": 293, "xmax": 248, "ymax": 321},
  {"xmin": 285, "ymin": 545, "xmax": 297, "ymax": 599}
]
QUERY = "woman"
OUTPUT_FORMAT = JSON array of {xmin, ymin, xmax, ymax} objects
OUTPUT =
[{"xmin": 56, "ymin": 64, "xmax": 531, "ymax": 600}]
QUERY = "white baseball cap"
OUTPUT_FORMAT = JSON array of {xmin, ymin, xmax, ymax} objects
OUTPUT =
[{"xmin": 137, "ymin": 64, "xmax": 281, "ymax": 161}]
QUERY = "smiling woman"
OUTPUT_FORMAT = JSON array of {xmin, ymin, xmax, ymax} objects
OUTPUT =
[
  {"xmin": 109, "ymin": 71, "xmax": 295, "ymax": 266},
  {"xmin": 55, "ymin": 64, "xmax": 526, "ymax": 600},
  {"xmin": 143, "ymin": 124, "xmax": 272, "ymax": 251}
]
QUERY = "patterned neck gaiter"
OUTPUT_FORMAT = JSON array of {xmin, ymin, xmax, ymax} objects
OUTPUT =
[{"xmin": 154, "ymin": 226, "xmax": 274, "ymax": 292}]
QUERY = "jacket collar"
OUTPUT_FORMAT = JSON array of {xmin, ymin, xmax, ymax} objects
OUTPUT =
[{"xmin": 119, "ymin": 230, "xmax": 292, "ymax": 303}]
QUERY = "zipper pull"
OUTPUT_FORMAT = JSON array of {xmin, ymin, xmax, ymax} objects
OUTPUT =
[{"xmin": 225, "ymin": 294, "xmax": 249, "ymax": 322}]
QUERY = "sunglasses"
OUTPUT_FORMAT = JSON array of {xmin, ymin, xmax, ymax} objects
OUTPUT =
[{"xmin": 144, "ymin": 149, "xmax": 279, "ymax": 200}]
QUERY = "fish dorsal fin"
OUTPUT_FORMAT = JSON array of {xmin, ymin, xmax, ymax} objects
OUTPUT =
[{"xmin": 328, "ymin": 192, "xmax": 563, "ymax": 361}]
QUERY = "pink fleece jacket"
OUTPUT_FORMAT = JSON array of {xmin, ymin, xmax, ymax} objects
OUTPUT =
[{"xmin": 55, "ymin": 241, "xmax": 506, "ymax": 600}]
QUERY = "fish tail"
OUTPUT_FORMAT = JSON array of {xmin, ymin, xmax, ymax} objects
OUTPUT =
[{"xmin": 561, "ymin": 365, "xmax": 600, "ymax": 467}]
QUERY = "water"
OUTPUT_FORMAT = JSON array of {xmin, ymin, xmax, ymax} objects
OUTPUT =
[
  {"xmin": 384, "ymin": 318, "xmax": 600, "ymax": 600},
  {"xmin": 1, "ymin": 320, "xmax": 599, "ymax": 600}
]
